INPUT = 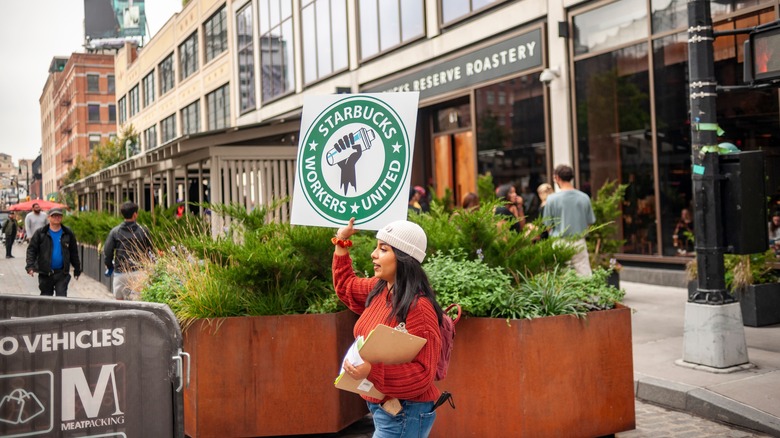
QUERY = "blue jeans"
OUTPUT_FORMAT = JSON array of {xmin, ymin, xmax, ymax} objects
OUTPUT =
[{"xmin": 367, "ymin": 400, "xmax": 436, "ymax": 438}]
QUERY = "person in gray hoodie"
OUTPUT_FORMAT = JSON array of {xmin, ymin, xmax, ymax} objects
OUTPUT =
[{"xmin": 24, "ymin": 203, "xmax": 48, "ymax": 242}]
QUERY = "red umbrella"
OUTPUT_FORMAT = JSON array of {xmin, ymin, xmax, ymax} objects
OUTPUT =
[{"xmin": 8, "ymin": 200, "xmax": 68, "ymax": 212}]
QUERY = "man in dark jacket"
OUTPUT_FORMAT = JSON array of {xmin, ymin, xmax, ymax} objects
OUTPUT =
[
  {"xmin": 25, "ymin": 208, "xmax": 81, "ymax": 296},
  {"xmin": 3, "ymin": 212, "xmax": 17, "ymax": 258},
  {"xmin": 104, "ymin": 201, "xmax": 153, "ymax": 300}
]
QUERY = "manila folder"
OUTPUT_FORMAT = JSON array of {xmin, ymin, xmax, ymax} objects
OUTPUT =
[{"xmin": 334, "ymin": 373, "xmax": 385, "ymax": 399}]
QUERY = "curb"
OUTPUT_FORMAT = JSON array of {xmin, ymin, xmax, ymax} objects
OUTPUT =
[{"xmin": 635, "ymin": 375, "xmax": 780, "ymax": 436}]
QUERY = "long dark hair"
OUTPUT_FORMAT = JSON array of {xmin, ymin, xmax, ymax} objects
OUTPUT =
[{"xmin": 366, "ymin": 247, "xmax": 444, "ymax": 326}]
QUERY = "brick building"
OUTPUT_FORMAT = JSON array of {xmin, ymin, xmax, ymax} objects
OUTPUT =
[{"xmin": 40, "ymin": 54, "xmax": 117, "ymax": 196}]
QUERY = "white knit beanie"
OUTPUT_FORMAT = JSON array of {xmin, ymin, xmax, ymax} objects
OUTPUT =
[{"xmin": 376, "ymin": 220, "xmax": 427, "ymax": 263}]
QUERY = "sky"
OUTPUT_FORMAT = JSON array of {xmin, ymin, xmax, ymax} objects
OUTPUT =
[{"xmin": 0, "ymin": 0, "xmax": 182, "ymax": 166}]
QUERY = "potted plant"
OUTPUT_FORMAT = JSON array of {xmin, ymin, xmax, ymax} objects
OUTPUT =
[
  {"xmin": 386, "ymin": 197, "xmax": 633, "ymax": 437},
  {"xmin": 686, "ymin": 250, "xmax": 780, "ymax": 327},
  {"xmin": 420, "ymin": 222, "xmax": 634, "ymax": 437},
  {"xmin": 727, "ymin": 250, "xmax": 780, "ymax": 327},
  {"xmin": 134, "ymin": 203, "xmax": 367, "ymax": 437},
  {"xmin": 587, "ymin": 180, "xmax": 628, "ymax": 289}
]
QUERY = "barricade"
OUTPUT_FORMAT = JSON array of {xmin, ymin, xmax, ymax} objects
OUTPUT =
[{"xmin": 0, "ymin": 296, "xmax": 187, "ymax": 437}]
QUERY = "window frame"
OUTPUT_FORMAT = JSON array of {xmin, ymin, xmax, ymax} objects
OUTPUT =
[
  {"xmin": 107, "ymin": 75, "xmax": 115, "ymax": 93},
  {"xmin": 181, "ymin": 100, "xmax": 201, "ymax": 135},
  {"xmin": 143, "ymin": 71, "xmax": 156, "ymax": 107},
  {"xmin": 357, "ymin": 0, "xmax": 426, "ymax": 61},
  {"xmin": 108, "ymin": 104, "xmax": 116, "ymax": 123},
  {"xmin": 87, "ymin": 104, "xmax": 101, "ymax": 123},
  {"xmin": 236, "ymin": 3, "xmax": 256, "ymax": 114},
  {"xmin": 207, "ymin": 83, "xmax": 230, "ymax": 130},
  {"xmin": 179, "ymin": 31, "xmax": 200, "ymax": 81},
  {"xmin": 118, "ymin": 96, "xmax": 127, "ymax": 124},
  {"xmin": 205, "ymin": 5, "xmax": 228, "ymax": 64},
  {"xmin": 439, "ymin": 0, "xmax": 508, "ymax": 28},
  {"xmin": 87, "ymin": 74, "xmax": 100, "ymax": 93},
  {"xmin": 129, "ymin": 85, "xmax": 140, "ymax": 117},
  {"xmin": 159, "ymin": 53, "xmax": 175, "ymax": 95},
  {"xmin": 258, "ymin": 0, "xmax": 295, "ymax": 102},
  {"xmin": 145, "ymin": 125, "xmax": 158, "ymax": 150},
  {"xmin": 88, "ymin": 133, "xmax": 101, "ymax": 152},
  {"xmin": 301, "ymin": 0, "xmax": 350, "ymax": 85},
  {"xmin": 161, "ymin": 114, "xmax": 177, "ymax": 144}
]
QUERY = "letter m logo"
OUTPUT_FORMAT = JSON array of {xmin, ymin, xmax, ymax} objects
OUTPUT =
[{"xmin": 61, "ymin": 364, "xmax": 124, "ymax": 421}]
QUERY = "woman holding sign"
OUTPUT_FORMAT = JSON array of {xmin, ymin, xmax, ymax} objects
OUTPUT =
[{"xmin": 333, "ymin": 218, "xmax": 444, "ymax": 437}]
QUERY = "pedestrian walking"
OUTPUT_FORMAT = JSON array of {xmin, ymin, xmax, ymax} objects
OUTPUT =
[
  {"xmin": 24, "ymin": 202, "xmax": 48, "ymax": 242},
  {"xmin": 25, "ymin": 208, "xmax": 81, "ymax": 296},
  {"xmin": 3, "ymin": 212, "xmax": 18, "ymax": 258},
  {"xmin": 542, "ymin": 164, "xmax": 596, "ymax": 276},
  {"xmin": 333, "ymin": 218, "xmax": 444, "ymax": 438},
  {"xmin": 103, "ymin": 201, "xmax": 153, "ymax": 300}
]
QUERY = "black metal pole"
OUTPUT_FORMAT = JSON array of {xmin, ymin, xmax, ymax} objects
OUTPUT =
[{"xmin": 687, "ymin": 0, "xmax": 732, "ymax": 304}]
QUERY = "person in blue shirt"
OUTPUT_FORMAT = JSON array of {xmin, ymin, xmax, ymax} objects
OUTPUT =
[{"xmin": 25, "ymin": 208, "xmax": 81, "ymax": 296}]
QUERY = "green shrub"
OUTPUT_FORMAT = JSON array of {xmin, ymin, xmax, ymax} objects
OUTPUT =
[
  {"xmin": 725, "ymin": 250, "xmax": 780, "ymax": 291},
  {"xmin": 424, "ymin": 248, "xmax": 514, "ymax": 317},
  {"xmin": 501, "ymin": 267, "xmax": 626, "ymax": 320},
  {"xmin": 587, "ymin": 180, "xmax": 627, "ymax": 271},
  {"xmin": 413, "ymin": 201, "xmax": 576, "ymax": 277},
  {"xmin": 63, "ymin": 211, "xmax": 122, "ymax": 246}
]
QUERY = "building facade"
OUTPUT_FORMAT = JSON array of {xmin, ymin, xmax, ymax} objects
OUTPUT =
[
  {"xmin": 67, "ymin": 0, "xmax": 779, "ymax": 264},
  {"xmin": 40, "ymin": 54, "xmax": 117, "ymax": 197}
]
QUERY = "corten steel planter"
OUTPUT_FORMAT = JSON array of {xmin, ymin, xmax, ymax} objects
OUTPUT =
[
  {"xmin": 183, "ymin": 310, "xmax": 367, "ymax": 437},
  {"xmin": 432, "ymin": 304, "xmax": 635, "ymax": 437}
]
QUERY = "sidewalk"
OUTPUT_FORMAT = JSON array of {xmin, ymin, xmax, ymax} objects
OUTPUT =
[
  {"xmin": 623, "ymin": 280, "xmax": 780, "ymax": 436},
  {"xmin": 0, "ymin": 241, "xmax": 113, "ymax": 300}
]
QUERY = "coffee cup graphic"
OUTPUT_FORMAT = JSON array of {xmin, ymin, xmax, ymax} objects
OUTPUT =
[{"xmin": 325, "ymin": 128, "xmax": 376, "ymax": 166}]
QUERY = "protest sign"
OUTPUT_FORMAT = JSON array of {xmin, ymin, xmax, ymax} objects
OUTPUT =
[{"xmin": 291, "ymin": 93, "xmax": 419, "ymax": 230}]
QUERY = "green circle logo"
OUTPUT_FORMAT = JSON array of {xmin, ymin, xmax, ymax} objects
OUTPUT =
[{"xmin": 298, "ymin": 95, "xmax": 410, "ymax": 225}]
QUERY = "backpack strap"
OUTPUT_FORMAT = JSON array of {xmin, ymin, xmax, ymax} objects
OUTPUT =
[{"xmin": 444, "ymin": 303, "xmax": 462, "ymax": 325}]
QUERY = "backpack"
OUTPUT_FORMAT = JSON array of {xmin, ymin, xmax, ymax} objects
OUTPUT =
[{"xmin": 436, "ymin": 303, "xmax": 462, "ymax": 381}]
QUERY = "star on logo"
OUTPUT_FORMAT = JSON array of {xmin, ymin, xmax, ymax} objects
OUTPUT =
[
  {"xmin": 308, "ymin": 141, "xmax": 318, "ymax": 151},
  {"xmin": 391, "ymin": 142, "xmax": 402, "ymax": 153},
  {"xmin": 351, "ymin": 203, "xmax": 360, "ymax": 214}
]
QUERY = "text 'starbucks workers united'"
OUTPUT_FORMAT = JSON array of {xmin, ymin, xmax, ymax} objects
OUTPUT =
[{"xmin": 291, "ymin": 93, "xmax": 420, "ymax": 229}]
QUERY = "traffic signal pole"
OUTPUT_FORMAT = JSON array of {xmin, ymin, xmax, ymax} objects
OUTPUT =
[{"xmin": 682, "ymin": 0, "xmax": 749, "ymax": 369}]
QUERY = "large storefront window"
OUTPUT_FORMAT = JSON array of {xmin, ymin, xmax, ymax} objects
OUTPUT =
[
  {"xmin": 575, "ymin": 43, "xmax": 653, "ymax": 254},
  {"xmin": 573, "ymin": 0, "xmax": 779, "ymax": 259},
  {"xmin": 475, "ymin": 74, "xmax": 548, "ymax": 220},
  {"xmin": 653, "ymin": 32, "xmax": 693, "ymax": 256}
]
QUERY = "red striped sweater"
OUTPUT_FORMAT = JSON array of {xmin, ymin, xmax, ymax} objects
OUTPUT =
[{"xmin": 333, "ymin": 253, "xmax": 441, "ymax": 403}]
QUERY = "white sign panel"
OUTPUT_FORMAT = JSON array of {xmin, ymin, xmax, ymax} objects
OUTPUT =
[{"xmin": 291, "ymin": 93, "xmax": 420, "ymax": 230}]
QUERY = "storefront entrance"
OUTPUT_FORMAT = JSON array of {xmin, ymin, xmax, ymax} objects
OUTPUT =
[{"xmin": 423, "ymin": 99, "xmax": 477, "ymax": 207}]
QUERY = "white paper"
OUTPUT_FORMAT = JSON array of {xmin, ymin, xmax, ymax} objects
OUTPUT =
[{"xmin": 339, "ymin": 336, "xmax": 365, "ymax": 374}]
